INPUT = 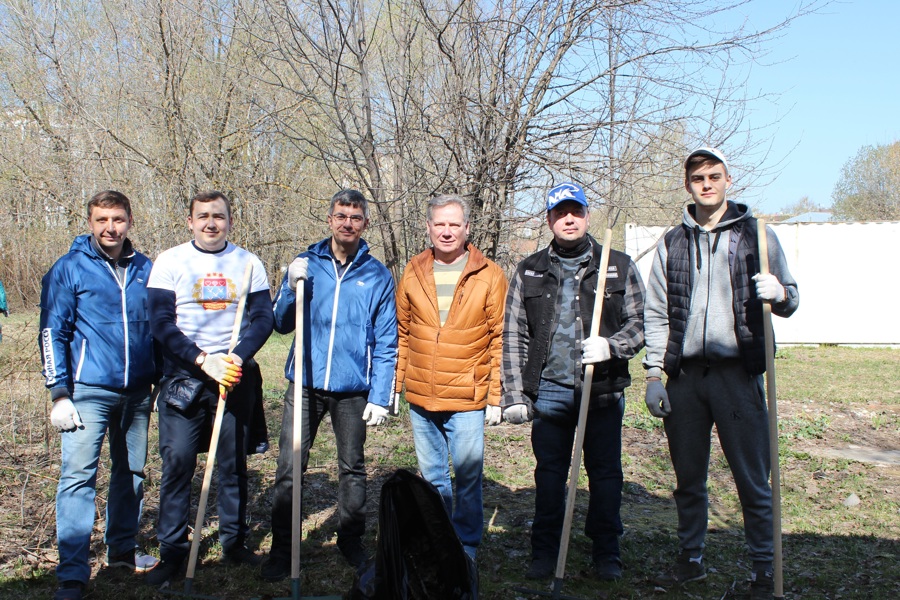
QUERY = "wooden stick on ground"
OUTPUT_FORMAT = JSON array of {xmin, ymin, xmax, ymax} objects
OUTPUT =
[{"xmin": 290, "ymin": 284, "xmax": 305, "ymax": 599}]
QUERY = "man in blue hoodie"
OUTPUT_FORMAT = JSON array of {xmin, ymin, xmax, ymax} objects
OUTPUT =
[
  {"xmin": 643, "ymin": 148, "xmax": 799, "ymax": 599},
  {"xmin": 262, "ymin": 189, "xmax": 397, "ymax": 581},
  {"xmin": 40, "ymin": 190, "xmax": 159, "ymax": 600}
]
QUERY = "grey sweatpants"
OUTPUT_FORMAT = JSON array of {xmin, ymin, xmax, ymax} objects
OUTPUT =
[{"xmin": 664, "ymin": 358, "xmax": 773, "ymax": 566}]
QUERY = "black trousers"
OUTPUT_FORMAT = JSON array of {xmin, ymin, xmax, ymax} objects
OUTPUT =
[
  {"xmin": 268, "ymin": 383, "xmax": 368, "ymax": 559},
  {"xmin": 156, "ymin": 365, "xmax": 258, "ymax": 562}
]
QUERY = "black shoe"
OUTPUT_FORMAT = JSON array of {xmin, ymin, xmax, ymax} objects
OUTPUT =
[
  {"xmin": 53, "ymin": 581, "xmax": 84, "ymax": 600},
  {"xmin": 593, "ymin": 557, "xmax": 623, "ymax": 581},
  {"xmin": 260, "ymin": 554, "xmax": 291, "ymax": 582},
  {"xmin": 651, "ymin": 551, "xmax": 707, "ymax": 588},
  {"xmin": 525, "ymin": 557, "xmax": 555, "ymax": 580},
  {"xmin": 750, "ymin": 570, "xmax": 775, "ymax": 600},
  {"xmin": 337, "ymin": 538, "xmax": 368, "ymax": 569},
  {"xmin": 144, "ymin": 559, "xmax": 185, "ymax": 588},
  {"xmin": 223, "ymin": 546, "xmax": 264, "ymax": 567}
]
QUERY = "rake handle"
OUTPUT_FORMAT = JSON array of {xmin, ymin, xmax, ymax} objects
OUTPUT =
[
  {"xmin": 758, "ymin": 219, "xmax": 784, "ymax": 599},
  {"xmin": 185, "ymin": 261, "xmax": 254, "ymax": 586},
  {"xmin": 554, "ymin": 228, "xmax": 613, "ymax": 586},
  {"xmin": 291, "ymin": 284, "xmax": 305, "ymax": 585}
]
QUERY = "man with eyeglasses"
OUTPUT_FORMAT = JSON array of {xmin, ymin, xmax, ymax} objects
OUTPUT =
[{"xmin": 262, "ymin": 190, "xmax": 397, "ymax": 580}]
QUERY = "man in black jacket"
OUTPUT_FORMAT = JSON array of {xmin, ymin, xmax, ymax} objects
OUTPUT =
[
  {"xmin": 642, "ymin": 148, "xmax": 799, "ymax": 599},
  {"xmin": 501, "ymin": 182, "xmax": 645, "ymax": 581}
]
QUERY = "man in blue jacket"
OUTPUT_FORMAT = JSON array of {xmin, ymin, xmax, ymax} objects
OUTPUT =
[
  {"xmin": 262, "ymin": 189, "xmax": 397, "ymax": 581},
  {"xmin": 40, "ymin": 190, "xmax": 159, "ymax": 600}
]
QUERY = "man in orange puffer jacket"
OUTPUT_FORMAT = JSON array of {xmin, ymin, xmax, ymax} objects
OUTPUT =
[{"xmin": 394, "ymin": 194, "xmax": 508, "ymax": 562}]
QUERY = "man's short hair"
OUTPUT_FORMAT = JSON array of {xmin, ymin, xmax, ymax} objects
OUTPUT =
[
  {"xmin": 684, "ymin": 147, "xmax": 729, "ymax": 178},
  {"xmin": 427, "ymin": 194, "xmax": 470, "ymax": 224},
  {"xmin": 87, "ymin": 190, "xmax": 132, "ymax": 219},
  {"xmin": 329, "ymin": 189, "xmax": 369, "ymax": 219},
  {"xmin": 190, "ymin": 190, "xmax": 232, "ymax": 217}
]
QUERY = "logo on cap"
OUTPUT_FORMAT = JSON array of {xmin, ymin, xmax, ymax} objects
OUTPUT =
[{"xmin": 547, "ymin": 182, "xmax": 589, "ymax": 211}]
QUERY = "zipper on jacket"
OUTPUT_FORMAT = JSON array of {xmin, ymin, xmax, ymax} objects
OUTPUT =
[
  {"xmin": 700, "ymin": 229, "xmax": 721, "ymax": 376},
  {"xmin": 323, "ymin": 256, "xmax": 354, "ymax": 390},
  {"xmin": 431, "ymin": 330, "xmax": 440, "ymax": 399},
  {"xmin": 104, "ymin": 260, "xmax": 131, "ymax": 389}
]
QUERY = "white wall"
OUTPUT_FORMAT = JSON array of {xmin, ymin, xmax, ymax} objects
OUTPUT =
[{"xmin": 625, "ymin": 221, "xmax": 900, "ymax": 346}]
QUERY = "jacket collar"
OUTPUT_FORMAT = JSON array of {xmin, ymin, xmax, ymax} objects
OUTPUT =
[
  {"xmin": 73, "ymin": 234, "xmax": 135, "ymax": 262},
  {"xmin": 532, "ymin": 234, "xmax": 601, "ymax": 272},
  {"xmin": 308, "ymin": 236, "xmax": 371, "ymax": 263},
  {"xmin": 410, "ymin": 242, "xmax": 487, "ymax": 276}
]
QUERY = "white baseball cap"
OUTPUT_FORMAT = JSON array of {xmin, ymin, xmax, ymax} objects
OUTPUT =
[{"xmin": 684, "ymin": 147, "xmax": 729, "ymax": 173}]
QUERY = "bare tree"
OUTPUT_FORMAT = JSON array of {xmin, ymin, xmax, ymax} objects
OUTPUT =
[
  {"xmin": 832, "ymin": 141, "xmax": 900, "ymax": 221},
  {"xmin": 0, "ymin": 0, "xmax": 826, "ymax": 303}
]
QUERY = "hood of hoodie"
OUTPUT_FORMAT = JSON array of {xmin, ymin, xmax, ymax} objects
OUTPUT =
[{"xmin": 683, "ymin": 200, "xmax": 752, "ymax": 232}]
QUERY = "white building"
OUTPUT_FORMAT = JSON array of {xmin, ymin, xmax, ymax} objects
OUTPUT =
[{"xmin": 625, "ymin": 221, "xmax": 900, "ymax": 346}]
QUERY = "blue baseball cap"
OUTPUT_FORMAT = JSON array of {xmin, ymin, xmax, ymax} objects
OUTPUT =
[{"xmin": 547, "ymin": 182, "xmax": 589, "ymax": 212}]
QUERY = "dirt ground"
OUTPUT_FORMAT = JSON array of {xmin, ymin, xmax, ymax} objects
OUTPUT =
[{"xmin": 2, "ymin": 391, "xmax": 899, "ymax": 599}]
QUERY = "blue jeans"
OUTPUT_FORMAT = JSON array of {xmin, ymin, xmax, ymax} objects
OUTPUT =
[
  {"xmin": 531, "ymin": 379, "xmax": 624, "ymax": 562},
  {"xmin": 409, "ymin": 405, "xmax": 484, "ymax": 551},
  {"xmin": 269, "ymin": 384, "xmax": 368, "ymax": 558},
  {"xmin": 56, "ymin": 383, "xmax": 151, "ymax": 584}
]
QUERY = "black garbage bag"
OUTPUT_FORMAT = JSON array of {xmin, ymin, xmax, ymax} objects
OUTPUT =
[{"xmin": 350, "ymin": 469, "xmax": 478, "ymax": 600}]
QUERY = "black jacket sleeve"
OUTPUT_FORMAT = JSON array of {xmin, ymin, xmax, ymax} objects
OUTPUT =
[{"xmin": 232, "ymin": 290, "xmax": 275, "ymax": 362}]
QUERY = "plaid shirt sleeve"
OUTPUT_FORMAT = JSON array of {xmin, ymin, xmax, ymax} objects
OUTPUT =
[
  {"xmin": 501, "ymin": 269, "xmax": 530, "ymax": 408},
  {"xmin": 607, "ymin": 258, "xmax": 645, "ymax": 359}
]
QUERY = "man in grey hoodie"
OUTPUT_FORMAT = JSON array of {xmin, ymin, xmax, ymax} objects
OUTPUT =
[{"xmin": 642, "ymin": 148, "xmax": 798, "ymax": 600}]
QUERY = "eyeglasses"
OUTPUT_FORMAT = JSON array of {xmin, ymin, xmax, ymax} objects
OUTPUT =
[{"xmin": 329, "ymin": 213, "xmax": 365, "ymax": 225}]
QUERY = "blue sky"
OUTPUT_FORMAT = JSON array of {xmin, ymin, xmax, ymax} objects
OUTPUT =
[{"xmin": 733, "ymin": 0, "xmax": 900, "ymax": 214}]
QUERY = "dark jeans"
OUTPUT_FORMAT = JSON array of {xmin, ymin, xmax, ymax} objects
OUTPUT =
[
  {"xmin": 531, "ymin": 379, "xmax": 625, "ymax": 562},
  {"xmin": 269, "ymin": 383, "xmax": 368, "ymax": 558},
  {"xmin": 156, "ymin": 366, "xmax": 258, "ymax": 563}
]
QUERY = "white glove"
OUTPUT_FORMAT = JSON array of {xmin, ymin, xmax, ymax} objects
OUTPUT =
[
  {"xmin": 484, "ymin": 405, "xmax": 502, "ymax": 426},
  {"xmin": 288, "ymin": 257, "xmax": 309, "ymax": 291},
  {"xmin": 644, "ymin": 380, "xmax": 671, "ymax": 418},
  {"xmin": 752, "ymin": 273, "xmax": 785, "ymax": 303},
  {"xmin": 51, "ymin": 398, "xmax": 83, "ymax": 431},
  {"xmin": 201, "ymin": 353, "xmax": 242, "ymax": 389},
  {"xmin": 582, "ymin": 336, "xmax": 611, "ymax": 364},
  {"xmin": 362, "ymin": 402, "xmax": 389, "ymax": 426},
  {"xmin": 503, "ymin": 404, "xmax": 531, "ymax": 424}
]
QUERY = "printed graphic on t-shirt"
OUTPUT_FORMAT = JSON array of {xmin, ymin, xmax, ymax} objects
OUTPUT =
[{"xmin": 193, "ymin": 272, "xmax": 237, "ymax": 310}]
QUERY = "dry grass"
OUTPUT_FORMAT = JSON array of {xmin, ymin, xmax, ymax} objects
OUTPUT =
[{"xmin": 1, "ymin": 312, "xmax": 899, "ymax": 599}]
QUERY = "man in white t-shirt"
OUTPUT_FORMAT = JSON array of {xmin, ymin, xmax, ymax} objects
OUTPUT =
[{"xmin": 145, "ymin": 191, "xmax": 274, "ymax": 587}]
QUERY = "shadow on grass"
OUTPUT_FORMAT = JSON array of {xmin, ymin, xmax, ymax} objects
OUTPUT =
[{"xmin": 4, "ymin": 467, "xmax": 900, "ymax": 600}]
